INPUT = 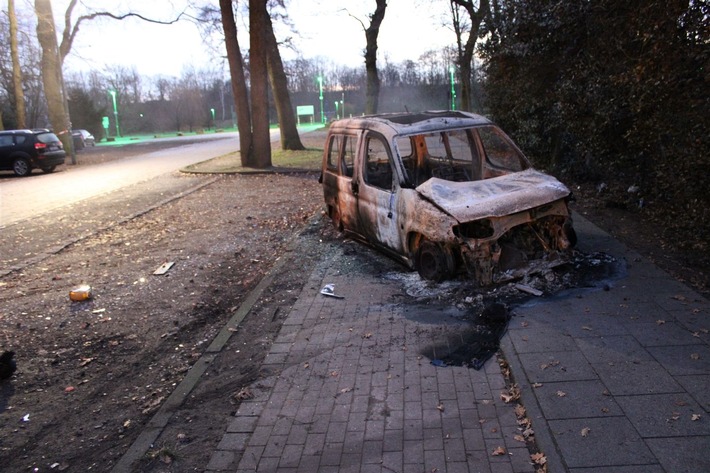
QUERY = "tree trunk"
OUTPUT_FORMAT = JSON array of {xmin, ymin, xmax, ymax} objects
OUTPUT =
[
  {"xmin": 249, "ymin": 0, "xmax": 272, "ymax": 168},
  {"xmin": 9, "ymin": 0, "xmax": 26, "ymax": 129},
  {"xmin": 451, "ymin": 0, "xmax": 489, "ymax": 112},
  {"xmin": 34, "ymin": 0, "xmax": 73, "ymax": 154},
  {"xmin": 264, "ymin": 14, "xmax": 304, "ymax": 151},
  {"xmin": 219, "ymin": 0, "xmax": 253, "ymax": 165},
  {"xmin": 364, "ymin": 0, "xmax": 387, "ymax": 115}
]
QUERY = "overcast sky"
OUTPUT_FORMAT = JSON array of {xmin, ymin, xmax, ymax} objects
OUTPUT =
[{"xmin": 15, "ymin": 0, "xmax": 455, "ymax": 78}]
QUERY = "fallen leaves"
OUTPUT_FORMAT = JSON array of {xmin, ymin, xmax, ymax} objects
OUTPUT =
[
  {"xmin": 691, "ymin": 414, "xmax": 702, "ymax": 421},
  {"xmin": 556, "ymin": 390, "xmax": 567, "ymax": 397},
  {"xmin": 500, "ymin": 384, "xmax": 521, "ymax": 403},
  {"xmin": 531, "ymin": 452, "xmax": 547, "ymax": 465},
  {"xmin": 491, "ymin": 446, "xmax": 506, "ymax": 456},
  {"xmin": 580, "ymin": 427, "xmax": 591, "ymax": 437},
  {"xmin": 515, "ymin": 404, "xmax": 526, "ymax": 418},
  {"xmin": 540, "ymin": 360, "xmax": 560, "ymax": 370}
]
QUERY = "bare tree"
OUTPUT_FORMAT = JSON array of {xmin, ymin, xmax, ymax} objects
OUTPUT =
[
  {"xmin": 34, "ymin": 0, "xmax": 72, "ymax": 152},
  {"xmin": 349, "ymin": 0, "xmax": 387, "ymax": 114},
  {"xmin": 219, "ymin": 0, "xmax": 253, "ymax": 165},
  {"xmin": 9, "ymin": 0, "xmax": 26, "ymax": 128},
  {"xmin": 249, "ymin": 0, "xmax": 272, "ymax": 168},
  {"xmin": 450, "ymin": 0, "xmax": 489, "ymax": 112},
  {"xmin": 264, "ymin": 5, "xmax": 304, "ymax": 151},
  {"xmin": 58, "ymin": 0, "xmax": 186, "ymax": 63}
]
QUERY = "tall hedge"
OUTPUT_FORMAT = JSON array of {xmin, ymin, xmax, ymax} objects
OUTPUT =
[{"xmin": 480, "ymin": 0, "xmax": 709, "ymax": 254}]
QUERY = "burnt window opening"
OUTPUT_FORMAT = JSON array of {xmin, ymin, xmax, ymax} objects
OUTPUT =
[
  {"xmin": 343, "ymin": 136, "xmax": 356, "ymax": 178},
  {"xmin": 364, "ymin": 135, "xmax": 394, "ymax": 191},
  {"xmin": 397, "ymin": 129, "xmax": 479, "ymax": 186},
  {"xmin": 326, "ymin": 134, "xmax": 342, "ymax": 172},
  {"xmin": 475, "ymin": 126, "xmax": 528, "ymax": 172},
  {"xmin": 326, "ymin": 133, "xmax": 356, "ymax": 178}
]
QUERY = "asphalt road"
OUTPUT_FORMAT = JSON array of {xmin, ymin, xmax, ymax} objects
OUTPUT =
[{"xmin": 0, "ymin": 132, "xmax": 242, "ymax": 227}]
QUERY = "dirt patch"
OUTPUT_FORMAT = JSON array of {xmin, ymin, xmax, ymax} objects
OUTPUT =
[{"xmin": 0, "ymin": 168, "xmax": 327, "ymax": 471}]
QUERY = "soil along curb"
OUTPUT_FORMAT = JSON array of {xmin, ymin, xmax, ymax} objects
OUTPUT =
[{"xmin": 111, "ymin": 216, "xmax": 319, "ymax": 472}]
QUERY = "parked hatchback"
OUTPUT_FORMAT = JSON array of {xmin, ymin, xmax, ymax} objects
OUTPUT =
[
  {"xmin": 72, "ymin": 129, "xmax": 95, "ymax": 149},
  {"xmin": 320, "ymin": 111, "xmax": 576, "ymax": 285},
  {"xmin": 0, "ymin": 129, "xmax": 66, "ymax": 176}
]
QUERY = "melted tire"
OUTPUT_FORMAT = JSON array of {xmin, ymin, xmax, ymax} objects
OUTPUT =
[{"xmin": 416, "ymin": 240, "xmax": 455, "ymax": 282}]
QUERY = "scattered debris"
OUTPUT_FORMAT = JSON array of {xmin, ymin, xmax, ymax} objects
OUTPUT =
[
  {"xmin": 234, "ymin": 387, "xmax": 253, "ymax": 401},
  {"xmin": 430, "ymin": 359, "xmax": 447, "ymax": 367},
  {"xmin": 514, "ymin": 284, "xmax": 543, "ymax": 296},
  {"xmin": 22, "ymin": 414, "xmax": 30, "ymax": 422},
  {"xmin": 320, "ymin": 284, "xmax": 344, "ymax": 299},
  {"xmin": 580, "ymin": 427, "xmax": 591, "ymax": 437},
  {"xmin": 153, "ymin": 262, "xmax": 175, "ymax": 275},
  {"xmin": 69, "ymin": 285, "xmax": 92, "ymax": 301}
]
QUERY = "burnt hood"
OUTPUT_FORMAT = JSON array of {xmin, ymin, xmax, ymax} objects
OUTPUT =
[{"xmin": 415, "ymin": 169, "xmax": 570, "ymax": 222}]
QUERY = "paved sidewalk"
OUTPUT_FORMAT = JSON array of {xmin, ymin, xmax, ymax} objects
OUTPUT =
[
  {"xmin": 207, "ymin": 214, "xmax": 709, "ymax": 472},
  {"xmin": 503, "ymin": 215, "xmax": 710, "ymax": 473}
]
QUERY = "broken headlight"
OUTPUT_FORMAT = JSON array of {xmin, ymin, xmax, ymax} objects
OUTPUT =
[{"xmin": 453, "ymin": 219, "xmax": 495, "ymax": 239}]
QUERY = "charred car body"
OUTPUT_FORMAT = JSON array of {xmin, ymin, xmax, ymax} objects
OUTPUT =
[{"xmin": 320, "ymin": 111, "xmax": 576, "ymax": 285}]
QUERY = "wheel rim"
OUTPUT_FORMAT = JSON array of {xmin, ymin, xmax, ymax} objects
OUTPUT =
[
  {"xmin": 13, "ymin": 159, "xmax": 29, "ymax": 176},
  {"xmin": 417, "ymin": 241, "xmax": 455, "ymax": 281}
]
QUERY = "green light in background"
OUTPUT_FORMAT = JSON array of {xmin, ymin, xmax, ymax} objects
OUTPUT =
[{"xmin": 109, "ymin": 89, "xmax": 120, "ymax": 137}]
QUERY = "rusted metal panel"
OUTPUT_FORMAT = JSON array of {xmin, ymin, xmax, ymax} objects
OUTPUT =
[{"xmin": 415, "ymin": 170, "xmax": 570, "ymax": 222}]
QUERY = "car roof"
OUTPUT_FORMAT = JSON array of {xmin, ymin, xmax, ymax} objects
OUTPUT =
[
  {"xmin": 329, "ymin": 110, "xmax": 492, "ymax": 137},
  {"xmin": 0, "ymin": 129, "xmax": 34, "ymax": 135}
]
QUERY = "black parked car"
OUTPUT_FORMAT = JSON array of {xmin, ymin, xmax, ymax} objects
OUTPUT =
[{"xmin": 0, "ymin": 129, "xmax": 66, "ymax": 176}]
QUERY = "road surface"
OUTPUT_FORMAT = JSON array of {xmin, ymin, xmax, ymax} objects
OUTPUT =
[{"xmin": 0, "ymin": 132, "xmax": 243, "ymax": 227}]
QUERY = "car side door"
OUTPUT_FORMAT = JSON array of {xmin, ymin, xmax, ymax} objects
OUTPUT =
[
  {"xmin": 322, "ymin": 131, "xmax": 361, "ymax": 234},
  {"xmin": 356, "ymin": 132, "xmax": 404, "ymax": 253}
]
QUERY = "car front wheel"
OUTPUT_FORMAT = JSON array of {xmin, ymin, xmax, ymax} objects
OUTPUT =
[
  {"xmin": 13, "ymin": 158, "xmax": 31, "ymax": 177},
  {"xmin": 416, "ymin": 239, "xmax": 455, "ymax": 282}
]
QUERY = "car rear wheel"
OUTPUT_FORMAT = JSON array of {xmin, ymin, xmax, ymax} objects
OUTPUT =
[
  {"xmin": 13, "ymin": 158, "xmax": 31, "ymax": 177},
  {"xmin": 416, "ymin": 239, "xmax": 455, "ymax": 282},
  {"xmin": 41, "ymin": 165, "xmax": 56, "ymax": 174}
]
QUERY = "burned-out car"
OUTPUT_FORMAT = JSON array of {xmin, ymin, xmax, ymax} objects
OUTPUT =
[{"xmin": 320, "ymin": 110, "xmax": 576, "ymax": 285}]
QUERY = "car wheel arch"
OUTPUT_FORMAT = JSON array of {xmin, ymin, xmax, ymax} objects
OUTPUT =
[{"xmin": 408, "ymin": 232, "xmax": 457, "ymax": 281}]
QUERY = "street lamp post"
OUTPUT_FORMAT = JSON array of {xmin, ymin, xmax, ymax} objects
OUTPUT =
[
  {"xmin": 210, "ymin": 108, "xmax": 215, "ymax": 130},
  {"xmin": 449, "ymin": 66, "xmax": 456, "ymax": 111},
  {"xmin": 334, "ymin": 101, "xmax": 339, "ymax": 120},
  {"xmin": 317, "ymin": 75, "xmax": 324, "ymax": 124},
  {"xmin": 109, "ymin": 90, "xmax": 120, "ymax": 137}
]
